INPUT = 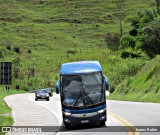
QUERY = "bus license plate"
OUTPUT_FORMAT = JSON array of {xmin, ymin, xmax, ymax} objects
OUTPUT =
[{"xmin": 81, "ymin": 120, "xmax": 89, "ymax": 123}]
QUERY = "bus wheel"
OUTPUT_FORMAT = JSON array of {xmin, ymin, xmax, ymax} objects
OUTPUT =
[
  {"xmin": 100, "ymin": 121, "xmax": 106, "ymax": 126},
  {"xmin": 65, "ymin": 124, "xmax": 72, "ymax": 129},
  {"xmin": 66, "ymin": 125, "xmax": 71, "ymax": 129}
]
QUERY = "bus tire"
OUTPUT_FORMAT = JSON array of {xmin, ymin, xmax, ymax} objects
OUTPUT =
[
  {"xmin": 66, "ymin": 125, "xmax": 71, "ymax": 129},
  {"xmin": 100, "ymin": 121, "xmax": 106, "ymax": 126},
  {"xmin": 65, "ymin": 123, "xmax": 72, "ymax": 129}
]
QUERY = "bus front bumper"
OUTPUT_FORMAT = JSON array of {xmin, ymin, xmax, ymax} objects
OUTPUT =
[{"xmin": 63, "ymin": 110, "xmax": 106, "ymax": 125}]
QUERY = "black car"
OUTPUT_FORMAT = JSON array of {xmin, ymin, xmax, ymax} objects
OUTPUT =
[
  {"xmin": 35, "ymin": 90, "xmax": 49, "ymax": 101},
  {"xmin": 46, "ymin": 88, "xmax": 53, "ymax": 96}
]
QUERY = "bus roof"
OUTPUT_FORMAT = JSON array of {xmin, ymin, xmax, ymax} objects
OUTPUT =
[{"xmin": 60, "ymin": 61, "xmax": 102, "ymax": 75}]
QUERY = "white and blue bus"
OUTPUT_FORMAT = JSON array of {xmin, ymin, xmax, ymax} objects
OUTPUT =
[{"xmin": 56, "ymin": 61, "xmax": 109, "ymax": 127}]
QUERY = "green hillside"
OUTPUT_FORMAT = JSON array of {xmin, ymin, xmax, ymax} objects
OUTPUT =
[
  {"xmin": 0, "ymin": 0, "xmax": 159, "ymax": 102},
  {"xmin": 108, "ymin": 55, "xmax": 160, "ymax": 102}
]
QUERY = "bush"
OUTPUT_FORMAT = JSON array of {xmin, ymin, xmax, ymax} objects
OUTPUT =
[
  {"xmin": 125, "ymin": 15, "xmax": 139, "ymax": 28},
  {"xmin": 155, "ymin": 0, "xmax": 160, "ymax": 14},
  {"xmin": 121, "ymin": 8, "xmax": 159, "ymax": 58},
  {"xmin": 141, "ymin": 18, "xmax": 160, "ymax": 58},
  {"xmin": 67, "ymin": 50, "xmax": 77, "ymax": 54},
  {"xmin": 127, "ymin": 8, "xmax": 158, "ymax": 30},
  {"xmin": 6, "ymin": 46, "xmax": 11, "ymax": 50},
  {"xmin": 105, "ymin": 33, "xmax": 120, "ymax": 46},
  {"xmin": 28, "ymin": 49, "xmax": 32, "ymax": 53},
  {"xmin": 121, "ymin": 51, "xmax": 140, "ymax": 59},
  {"xmin": 105, "ymin": 33, "xmax": 120, "ymax": 50},
  {"xmin": 138, "ymin": 8, "xmax": 158, "ymax": 28},
  {"xmin": 109, "ymin": 86, "xmax": 115, "ymax": 93},
  {"xmin": 129, "ymin": 29, "xmax": 138, "ymax": 37},
  {"xmin": 12, "ymin": 57, "xmax": 21, "ymax": 65},
  {"xmin": 14, "ymin": 47, "xmax": 20, "ymax": 53},
  {"xmin": 120, "ymin": 35, "xmax": 136, "ymax": 49},
  {"xmin": 110, "ymin": 58, "xmax": 146, "ymax": 89}
]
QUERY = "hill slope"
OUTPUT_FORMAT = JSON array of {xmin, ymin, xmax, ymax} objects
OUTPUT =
[
  {"xmin": 108, "ymin": 55, "xmax": 160, "ymax": 102},
  {"xmin": 0, "ymin": 0, "xmax": 159, "ymax": 103}
]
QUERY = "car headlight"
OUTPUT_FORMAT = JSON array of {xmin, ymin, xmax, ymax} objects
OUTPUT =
[
  {"xmin": 37, "ymin": 95, "xmax": 40, "ymax": 97},
  {"xmin": 98, "ymin": 109, "xmax": 106, "ymax": 113}
]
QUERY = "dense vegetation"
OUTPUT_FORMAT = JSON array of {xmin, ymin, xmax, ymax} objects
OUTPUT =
[
  {"xmin": 0, "ymin": 0, "xmax": 159, "ymax": 102},
  {"xmin": 108, "ymin": 55, "xmax": 160, "ymax": 102},
  {"xmin": 108, "ymin": 1, "xmax": 160, "ymax": 102}
]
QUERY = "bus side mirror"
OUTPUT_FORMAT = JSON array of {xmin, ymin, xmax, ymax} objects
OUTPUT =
[
  {"xmin": 103, "ymin": 75, "xmax": 109, "ymax": 90},
  {"xmin": 56, "ymin": 80, "xmax": 60, "ymax": 94}
]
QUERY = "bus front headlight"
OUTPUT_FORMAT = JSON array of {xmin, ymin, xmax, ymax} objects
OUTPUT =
[
  {"xmin": 64, "ymin": 112, "xmax": 71, "ymax": 116},
  {"xmin": 98, "ymin": 109, "xmax": 106, "ymax": 113}
]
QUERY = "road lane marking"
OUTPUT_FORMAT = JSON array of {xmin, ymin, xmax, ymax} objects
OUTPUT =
[
  {"xmin": 108, "ymin": 111, "xmax": 139, "ymax": 135},
  {"xmin": 27, "ymin": 96, "xmax": 61, "ymax": 126}
]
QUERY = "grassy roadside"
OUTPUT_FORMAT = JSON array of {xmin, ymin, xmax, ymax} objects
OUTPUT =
[
  {"xmin": 107, "ymin": 93, "xmax": 160, "ymax": 103},
  {"xmin": 0, "ymin": 87, "xmax": 26, "ymax": 128}
]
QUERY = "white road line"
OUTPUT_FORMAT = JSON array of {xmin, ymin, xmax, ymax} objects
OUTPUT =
[{"xmin": 27, "ymin": 96, "xmax": 61, "ymax": 126}]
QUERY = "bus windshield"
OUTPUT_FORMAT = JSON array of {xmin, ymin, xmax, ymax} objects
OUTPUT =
[{"xmin": 61, "ymin": 72, "xmax": 104, "ymax": 107}]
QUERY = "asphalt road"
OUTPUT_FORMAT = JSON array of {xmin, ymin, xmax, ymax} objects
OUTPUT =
[
  {"xmin": 107, "ymin": 100, "xmax": 160, "ymax": 126},
  {"xmin": 4, "ymin": 93, "xmax": 160, "ymax": 135}
]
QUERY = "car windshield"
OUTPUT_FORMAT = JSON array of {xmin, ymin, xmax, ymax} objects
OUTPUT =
[
  {"xmin": 46, "ymin": 89, "xmax": 51, "ymax": 92},
  {"xmin": 37, "ymin": 90, "xmax": 47, "ymax": 94},
  {"xmin": 61, "ymin": 72, "xmax": 104, "ymax": 107}
]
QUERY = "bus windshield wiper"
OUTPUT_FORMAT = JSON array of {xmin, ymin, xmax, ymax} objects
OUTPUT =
[
  {"xmin": 73, "ymin": 85, "xmax": 95, "ymax": 107},
  {"xmin": 73, "ymin": 87, "xmax": 83, "ymax": 107},
  {"xmin": 73, "ymin": 83, "xmax": 86, "ymax": 107}
]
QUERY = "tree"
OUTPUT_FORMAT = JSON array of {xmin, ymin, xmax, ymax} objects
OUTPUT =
[
  {"xmin": 120, "ymin": 34, "xmax": 136, "ymax": 49},
  {"xmin": 128, "ymin": 8, "xmax": 158, "ymax": 30},
  {"xmin": 155, "ymin": 0, "xmax": 160, "ymax": 14},
  {"xmin": 121, "ymin": 8, "xmax": 159, "ymax": 58},
  {"xmin": 112, "ymin": 0, "xmax": 127, "ymax": 37},
  {"xmin": 142, "ymin": 18, "xmax": 160, "ymax": 58}
]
